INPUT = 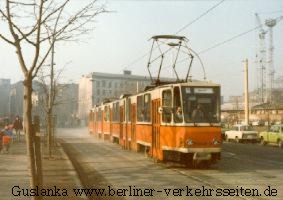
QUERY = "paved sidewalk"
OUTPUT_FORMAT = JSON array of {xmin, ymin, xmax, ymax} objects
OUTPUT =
[
  {"xmin": 42, "ymin": 143, "xmax": 87, "ymax": 200},
  {"xmin": 0, "ymin": 138, "xmax": 87, "ymax": 200},
  {"xmin": 0, "ymin": 141, "xmax": 29, "ymax": 200}
]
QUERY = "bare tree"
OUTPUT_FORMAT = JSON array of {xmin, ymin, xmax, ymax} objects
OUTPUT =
[
  {"xmin": 36, "ymin": 62, "xmax": 69, "ymax": 159},
  {"xmin": 0, "ymin": 0, "xmax": 106, "ymax": 198}
]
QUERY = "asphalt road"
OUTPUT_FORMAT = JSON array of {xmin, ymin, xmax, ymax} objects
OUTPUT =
[{"xmin": 57, "ymin": 127, "xmax": 283, "ymax": 200}]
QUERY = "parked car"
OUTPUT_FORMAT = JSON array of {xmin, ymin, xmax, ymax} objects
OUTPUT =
[
  {"xmin": 225, "ymin": 124, "xmax": 259, "ymax": 143},
  {"xmin": 221, "ymin": 123, "xmax": 230, "ymax": 141},
  {"xmin": 259, "ymin": 124, "xmax": 283, "ymax": 148},
  {"xmin": 251, "ymin": 120, "xmax": 264, "ymax": 126}
]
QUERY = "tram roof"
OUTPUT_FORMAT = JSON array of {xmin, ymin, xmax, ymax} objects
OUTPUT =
[
  {"xmin": 180, "ymin": 80, "xmax": 220, "ymax": 87},
  {"xmin": 145, "ymin": 80, "xmax": 220, "ymax": 90}
]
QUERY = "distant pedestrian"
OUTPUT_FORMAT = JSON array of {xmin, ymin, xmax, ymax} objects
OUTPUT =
[
  {"xmin": 0, "ymin": 131, "xmax": 5, "ymax": 152},
  {"xmin": 3, "ymin": 125, "xmax": 13, "ymax": 137},
  {"xmin": 2, "ymin": 126, "xmax": 12, "ymax": 153},
  {"xmin": 13, "ymin": 116, "xmax": 23, "ymax": 142}
]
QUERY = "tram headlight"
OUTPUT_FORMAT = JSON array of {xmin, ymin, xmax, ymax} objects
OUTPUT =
[
  {"xmin": 212, "ymin": 138, "xmax": 220, "ymax": 145},
  {"xmin": 186, "ymin": 139, "xmax": 194, "ymax": 146}
]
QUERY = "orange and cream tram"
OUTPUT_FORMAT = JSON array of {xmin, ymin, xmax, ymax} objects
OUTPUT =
[{"xmin": 88, "ymin": 35, "xmax": 222, "ymax": 166}]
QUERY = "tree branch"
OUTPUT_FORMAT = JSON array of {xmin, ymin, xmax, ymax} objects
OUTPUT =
[
  {"xmin": 32, "ymin": 40, "xmax": 54, "ymax": 79},
  {"xmin": 0, "ymin": 32, "xmax": 15, "ymax": 45},
  {"xmin": 50, "ymin": 1, "xmax": 106, "ymax": 43},
  {"xmin": 40, "ymin": 0, "xmax": 70, "ymax": 30},
  {"xmin": 6, "ymin": 0, "xmax": 28, "ymax": 75},
  {"xmin": 3, "ymin": 1, "xmax": 38, "ymax": 41},
  {"xmin": 9, "ymin": 1, "xmax": 36, "ymax": 6},
  {"xmin": 30, "ymin": 0, "xmax": 44, "ymax": 73}
]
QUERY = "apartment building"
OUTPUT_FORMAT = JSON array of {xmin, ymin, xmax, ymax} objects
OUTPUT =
[{"xmin": 78, "ymin": 70, "xmax": 151, "ymax": 121}]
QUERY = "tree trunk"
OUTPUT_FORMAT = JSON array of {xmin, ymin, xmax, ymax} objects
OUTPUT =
[
  {"xmin": 23, "ymin": 78, "xmax": 38, "ymax": 200},
  {"xmin": 47, "ymin": 42, "xmax": 55, "ymax": 159},
  {"xmin": 47, "ymin": 109, "xmax": 53, "ymax": 158}
]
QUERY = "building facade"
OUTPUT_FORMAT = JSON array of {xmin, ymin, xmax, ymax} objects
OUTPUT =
[
  {"xmin": 0, "ymin": 78, "xmax": 11, "ymax": 119},
  {"xmin": 54, "ymin": 83, "xmax": 79, "ymax": 127},
  {"xmin": 78, "ymin": 70, "xmax": 152, "ymax": 121},
  {"xmin": 221, "ymin": 87, "xmax": 283, "ymax": 125},
  {"xmin": 9, "ymin": 80, "xmax": 79, "ymax": 128},
  {"xmin": 9, "ymin": 81, "xmax": 24, "ymax": 120},
  {"xmin": 32, "ymin": 82, "xmax": 79, "ymax": 127}
]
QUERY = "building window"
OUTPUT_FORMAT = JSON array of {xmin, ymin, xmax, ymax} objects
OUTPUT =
[{"xmin": 102, "ymin": 80, "xmax": 106, "ymax": 87}]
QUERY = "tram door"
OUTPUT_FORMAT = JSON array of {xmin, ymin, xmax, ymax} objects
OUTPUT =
[
  {"xmin": 119, "ymin": 104, "xmax": 124, "ymax": 147},
  {"xmin": 123, "ymin": 98, "xmax": 130, "ymax": 150},
  {"xmin": 95, "ymin": 110, "xmax": 98, "ymax": 136},
  {"xmin": 131, "ymin": 104, "xmax": 136, "ymax": 151},
  {"xmin": 152, "ymin": 99, "xmax": 161, "ymax": 160},
  {"xmin": 125, "ymin": 98, "xmax": 131, "ymax": 150}
]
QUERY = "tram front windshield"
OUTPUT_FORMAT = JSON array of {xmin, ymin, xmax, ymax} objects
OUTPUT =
[{"xmin": 181, "ymin": 87, "xmax": 220, "ymax": 123}]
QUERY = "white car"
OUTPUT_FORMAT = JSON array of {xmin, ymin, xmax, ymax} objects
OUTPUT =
[{"xmin": 225, "ymin": 124, "xmax": 259, "ymax": 143}]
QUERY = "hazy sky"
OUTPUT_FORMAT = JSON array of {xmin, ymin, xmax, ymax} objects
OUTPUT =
[{"xmin": 0, "ymin": 0, "xmax": 282, "ymax": 99}]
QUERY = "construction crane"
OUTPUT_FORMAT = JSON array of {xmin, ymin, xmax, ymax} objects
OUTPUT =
[
  {"xmin": 265, "ymin": 15, "xmax": 283, "ymax": 104},
  {"xmin": 255, "ymin": 13, "xmax": 267, "ymax": 104}
]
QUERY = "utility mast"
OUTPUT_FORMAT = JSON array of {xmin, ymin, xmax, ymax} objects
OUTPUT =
[
  {"xmin": 255, "ymin": 13, "xmax": 267, "ymax": 104},
  {"xmin": 265, "ymin": 18, "xmax": 276, "ymax": 104},
  {"xmin": 264, "ymin": 15, "xmax": 283, "ymax": 104},
  {"xmin": 244, "ymin": 59, "xmax": 249, "ymax": 125}
]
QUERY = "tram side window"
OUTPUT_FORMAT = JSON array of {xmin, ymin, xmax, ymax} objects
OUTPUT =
[
  {"xmin": 162, "ymin": 90, "xmax": 172, "ymax": 123},
  {"xmin": 97, "ymin": 108, "xmax": 102, "ymax": 121},
  {"xmin": 112, "ymin": 102, "xmax": 120, "ymax": 122},
  {"xmin": 137, "ymin": 94, "xmax": 151, "ymax": 122},
  {"xmin": 144, "ymin": 94, "xmax": 151, "ymax": 122},
  {"xmin": 104, "ymin": 106, "xmax": 110, "ymax": 121},
  {"xmin": 89, "ymin": 111, "xmax": 93, "ymax": 122},
  {"xmin": 126, "ymin": 99, "xmax": 131, "ymax": 122},
  {"xmin": 173, "ymin": 87, "xmax": 183, "ymax": 123},
  {"xmin": 137, "ymin": 95, "xmax": 144, "ymax": 122},
  {"xmin": 93, "ymin": 111, "xmax": 96, "ymax": 122}
]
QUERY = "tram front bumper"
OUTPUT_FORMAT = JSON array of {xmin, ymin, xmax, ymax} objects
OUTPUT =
[{"xmin": 161, "ymin": 146, "xmax": 221, "ymax": 154}]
